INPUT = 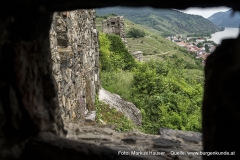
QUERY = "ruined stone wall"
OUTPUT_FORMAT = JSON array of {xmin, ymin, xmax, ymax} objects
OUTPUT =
[
  {"xmin": 102, "ymin": 16, "xmax": 126, "ymax": 42},
  {"xmin": 50, "ymin": 10, "xmax": 100, "ymax": 122},
  {"xmin": 131, "ymin": 51, "xmax": 143, "ymax": 62}
]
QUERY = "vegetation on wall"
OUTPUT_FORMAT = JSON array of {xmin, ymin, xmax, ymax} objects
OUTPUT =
[{"xmin": 98, "ymin": 33, "xmax": 136, "ymax": 71}]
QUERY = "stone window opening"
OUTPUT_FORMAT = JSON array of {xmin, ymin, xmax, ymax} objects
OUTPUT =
[
  {"xmin": 0, "ymin": 1, "xmax": 240, "ymax": 160},
  {"xmin": 111, "ymin": 22, "xmax": 116, "ymax": 26}
]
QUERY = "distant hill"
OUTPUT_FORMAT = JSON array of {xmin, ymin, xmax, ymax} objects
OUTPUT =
[
  {"xmin": 208, "ymin": 9, "xmax": 240, "ymax": 28},
  {"xmin": 96, "ymin": 7, "xmax": 220, "ymax": 36}
]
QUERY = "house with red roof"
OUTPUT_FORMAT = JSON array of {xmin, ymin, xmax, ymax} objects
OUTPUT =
[{"xmin": 176, "ymin": 41, "xmax": 187, "ymax": 47}]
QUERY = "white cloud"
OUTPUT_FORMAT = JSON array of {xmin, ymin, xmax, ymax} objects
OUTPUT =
[{"xmin": 178, "ymin": 6, "xmax": 230, "ymax": 18}]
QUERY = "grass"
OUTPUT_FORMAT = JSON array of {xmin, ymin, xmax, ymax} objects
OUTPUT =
[
  {"xmin": 95, "ymin": 98, "xmax": 136, "ymax": 132},
  {"xmin": 100, "ymin": 70, "xmax": 134, "ymax": 101}
]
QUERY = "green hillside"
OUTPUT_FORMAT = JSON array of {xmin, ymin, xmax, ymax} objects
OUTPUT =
[
  {"xmin": 96, "ymin": 16, "xmax": 203, "ymax": 69},
  {"xmin": 96, "ymin": 16, "xmax": 204, "ymax": 134},
  {"xmin": 208, "ymin": 9, "xmax": 240, "ymax": 27},
  {"xmin": 125, "ymin": 19, "xmax": 188, "ymax": 61},
  {"xmin": 96, "ymin": 7, "xmax": 220, "ymax": 36}
]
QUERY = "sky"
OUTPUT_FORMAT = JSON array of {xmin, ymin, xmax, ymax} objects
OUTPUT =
[{"xmin": 178, "ymin": 6, "xmax": 230, "ymax": 18}]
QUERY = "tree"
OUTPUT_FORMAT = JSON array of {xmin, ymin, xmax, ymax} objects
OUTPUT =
[
  {"xmin": 126, "ymin": 28, "xmax": 145, "ymax": 38},
  {"xmin": 197, "ymin": 42, "xmax": 203, "ymax": 48},
  {"xmin": 205, "ymin": 44, "xmax": 210, "ymax": 53}
]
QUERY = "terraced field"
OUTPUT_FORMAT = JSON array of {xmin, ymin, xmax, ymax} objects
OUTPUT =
[{"xmin": 96, "ymin": 16, "xmax": 200, "ymax": 65}]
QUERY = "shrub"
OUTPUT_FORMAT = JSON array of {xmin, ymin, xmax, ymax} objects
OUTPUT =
[
  {"xmin": 99, "ymin": 32, "xmax": 204, "ymax": 134},
  {"xmin": 106, "ymin": 34, "xmax": 136, "ymax": 70},
  {"xmin": 131, "ymin": 60, "xmax": 203, "ymax": 133},
  {"xmin": 126, "ymin": 28, "xmax": 145, "ymax": 38},
  {"xmin": 98, "ymin": 33, "xmax": 113, "ymax": 71},
  {"xmin": 197, "ymin": 42, "xmax": 203, "ymax": 48},
  {"xmin": 99, "ymin": 33, "xmax": 136, "ymax": 71}
]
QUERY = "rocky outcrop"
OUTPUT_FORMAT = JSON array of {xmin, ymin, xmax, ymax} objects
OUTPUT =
[
  {"xmin": 50, "ymin": 10, "xmax": 100, "ymax": 122},
  {"xmin": 99, "ymin": 88, "xmax": 142, "ymax": 126},
  {"xmin": 131, "ymin": 51, "xmax": 143, "ymax": 62}
]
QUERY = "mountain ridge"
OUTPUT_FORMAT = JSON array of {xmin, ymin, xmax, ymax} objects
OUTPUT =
[
  {"xmin": 96, "ymin": 7, "xmax": 220, "ymax": 36},
  {"xmin": 208, "ymin": 9, "xmax": 240, "ymax": 27}
]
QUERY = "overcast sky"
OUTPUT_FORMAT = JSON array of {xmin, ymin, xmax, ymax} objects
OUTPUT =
[{"xmin": 178, "ymin": 6, "xmax": 230, "ymax": 18}]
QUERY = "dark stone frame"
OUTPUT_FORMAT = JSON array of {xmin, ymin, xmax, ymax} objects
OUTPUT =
[{"xmin": 1, "ymin": 1, "xmax": 240, "ymax": 159}]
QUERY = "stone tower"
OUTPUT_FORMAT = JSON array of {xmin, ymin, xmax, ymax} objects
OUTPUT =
[{"xmin": 102, "ymin": 16, "xmax": 126, "ymax": 42}]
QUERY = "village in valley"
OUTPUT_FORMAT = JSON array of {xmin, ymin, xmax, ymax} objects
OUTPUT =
[{"xmin": 166, "ymin": 35, "xmax": 217, "ymax": 65}]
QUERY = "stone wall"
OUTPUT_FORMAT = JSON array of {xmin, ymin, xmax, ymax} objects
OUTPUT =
[
  {"xmin": 50, "ymin": 10, "xmax": 100, "ymax": 122},
  {"xmin": 131, "ymin": 51, "xmax": 144, "ymax": 62},
  {"xmin": 102, "ymin": 16, "xmax": 126, "ymax": 42}
]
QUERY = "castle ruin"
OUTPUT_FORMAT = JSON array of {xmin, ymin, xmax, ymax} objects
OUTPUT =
[{"xmin": 102, "ymin": 16, "xmax": 126, "ymax": 42}]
